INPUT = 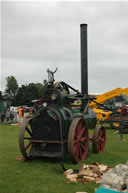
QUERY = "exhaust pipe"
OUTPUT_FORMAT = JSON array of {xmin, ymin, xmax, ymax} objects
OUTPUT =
[{"xmin": 80, "ymin": 24, "xmax": 88, "ymax": 96}]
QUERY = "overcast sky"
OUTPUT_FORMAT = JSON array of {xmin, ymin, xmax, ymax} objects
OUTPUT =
[{"xmin": 1, "ymin": 1, "xmax": 128, "ymax": 94}]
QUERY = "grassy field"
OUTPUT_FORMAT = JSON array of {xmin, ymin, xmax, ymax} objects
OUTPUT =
[{"xmin": 0, "ymin": 124, "xmax": 128, "ymax": 193}]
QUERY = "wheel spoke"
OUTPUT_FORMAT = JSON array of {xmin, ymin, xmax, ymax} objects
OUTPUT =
[
  {"xmin": 24, "ymin": 141, "xmax": 32, "ymax": 151},
  {"xmin": 97, "ymin": 130, "xmax": 102, "ymax": 140},
  {"xmin": 75, "ymin": 144, "xmax": 79, "ymax": 160},
  {"xmin": 24, "ymin": 137, "xmax": 32, "ymax": 140},
  {"xmin": 97, "ymin": 130, "xmax": 105, "ymax": 142},
  {"xmin": 74, "ymin": 133, "xmax": 78, "ymax": 140},
  {"xmin": 79, "ymin": 126, "xmax": 85, "ymax": 138},
  {"xmin": 101, "ymin": 131, "xmax": 105, "ymax": 138},
  {"xmin": 76, "ymin": 120, "xmax": 84, "ymax": 136},
  {"xmin": 77, "ymin": 120, "xmax": 83, "ymax": 131},
  {"xmin": 74, "ymin": 139, "xmax": 78, "ymax": 144},
  {"xmin": 25, "ymin": 126, "xmax": 33, "ymax": 136},
  {"xmin": 80, "ymin": 142, "xmax": 86, "ymax": 151},
  {"xmin": 79, "ymin": 146, "xmax": 83, "ymax": 160},
  {"xmin": 98, "ymin": 142, "xmax": 102, "ymax": 151},
  {"xmin": 75, "ymin": 123, "xmax": 86, "ymax": 140}
]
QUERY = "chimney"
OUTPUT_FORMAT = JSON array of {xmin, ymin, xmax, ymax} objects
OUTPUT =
[{"xmin": 80, "ymin": 24, "xmax": 88, "ymax": 95}]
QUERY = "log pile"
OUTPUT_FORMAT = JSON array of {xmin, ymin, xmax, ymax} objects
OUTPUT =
[
  {"xmin": 64, "ymin": 162, "xmax": 111, "ymax": 184},
  {"xmin": 64, "ymin": 162, "xmax": 128, "ymax": 193}
]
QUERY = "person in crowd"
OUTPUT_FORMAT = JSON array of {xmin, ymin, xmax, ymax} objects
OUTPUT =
[
  {"xmin": 1, "ymin": 110, "xmax": 6, "ymax": 124},
  {"xmin": 6, "ymin": 109, "xmax": 10, "ymax": 123},
  {"xmin": 120, "ymin": 103, "xmax": 127, "ymax": 117},
  {"xmin": 10, "ymin": 110, "xmax": 14, "ymax": 123},
  {"xmin": 18, "ymin": 107, "xmax": 23, "ymax": 126}
]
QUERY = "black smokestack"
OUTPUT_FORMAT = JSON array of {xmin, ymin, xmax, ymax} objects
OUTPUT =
[{"xmin": 80, "ymin": 24, "xmax": 88, "ymax": 95}]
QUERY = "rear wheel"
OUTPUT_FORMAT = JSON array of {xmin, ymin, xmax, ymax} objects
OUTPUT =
[{"xmin": 68, "ymin": 117, "xmax": 89, "ymax": 163}]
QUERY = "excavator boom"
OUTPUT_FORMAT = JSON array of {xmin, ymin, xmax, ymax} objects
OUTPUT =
[
  {"xmin": 89, "ymin": 87, "xmax": 128, "ymax": 109},
  {"xmin": 89, "ymin": 87, "xmax": 128, "ymax": 125}
]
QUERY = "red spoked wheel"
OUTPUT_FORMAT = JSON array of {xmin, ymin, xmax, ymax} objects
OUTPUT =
[
  {"xmin": 68, "ymin": 117, "xmax": 89, "ymax": 163},
  {"xmin": 19, "ymin": 117, "xmax": 33, "ymax": 160},
  {"xmin": 92, "ymin": 125, "xmax": 106, "ymax": 153}
]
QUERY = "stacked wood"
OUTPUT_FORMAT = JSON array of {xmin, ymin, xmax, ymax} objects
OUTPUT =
[{"xmin": 64, "ymin": 162, "xmax": 111, "ymax": 184}]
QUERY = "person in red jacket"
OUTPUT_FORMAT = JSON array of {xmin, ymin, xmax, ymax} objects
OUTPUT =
[{"xmin": 120, "ymin": 103, "xmax": 127, "ymax": 118}]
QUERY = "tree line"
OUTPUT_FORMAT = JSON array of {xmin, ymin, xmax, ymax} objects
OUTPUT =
[
  {"xmin": 1, "ymin": 76, "xmax": 48, "ymax": 107},
  {"xmin": 1, "ymin": 75, "xmax": 128, "ymax": 108}
]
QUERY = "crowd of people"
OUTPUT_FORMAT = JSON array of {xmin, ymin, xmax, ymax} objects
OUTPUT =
[
  {"xmin": 0, "ymin": 106, "xmax": 25, "ymax": 125},
  {"xmin": 0, "ymin": 109, "xmax": 14, "ymax": 124}
]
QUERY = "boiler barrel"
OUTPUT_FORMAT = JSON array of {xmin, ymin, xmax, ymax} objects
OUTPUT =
[{"xmin": 84, "ymin": 108, "xmax": 97, "ymax": 129}]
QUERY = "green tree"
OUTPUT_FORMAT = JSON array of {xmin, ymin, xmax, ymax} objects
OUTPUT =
[
  {"xmin": 25, "ymin": 83, "xmax": 40, "ymax": 106},
  {"xmin": 16, "ymin": 83, "xmax": 40, "ymax": 106},
  {"xmin": 16, "ymin": 85, "xmax": 27, "ymax": 106},
  {"xmin": 5, "ymin": 76, "xmax": 19, "ymax": 106},
  {"xmin": 35, "ymin": 80, "xmax": 48, "ymax": 97},
  {"xmin": 16, "ymin": 80, "xmax": 48, "ymax": 107}
]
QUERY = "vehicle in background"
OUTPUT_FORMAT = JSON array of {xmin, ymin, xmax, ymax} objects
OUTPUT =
[{"xmin": 89, "ymin": 87, "xmax": 128, "ymax": 129}]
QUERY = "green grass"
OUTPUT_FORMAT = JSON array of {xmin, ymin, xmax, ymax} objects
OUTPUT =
[{"xmin": 0, "ymin": 124, "xmax": 128, "ymax": 193}]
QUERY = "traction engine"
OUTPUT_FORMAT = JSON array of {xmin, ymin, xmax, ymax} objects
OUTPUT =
[{"xmin": 19, "ymin": 81, "xmax": 106, "ymax": 165}]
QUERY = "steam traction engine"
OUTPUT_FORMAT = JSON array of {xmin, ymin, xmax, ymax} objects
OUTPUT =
[
  {"xmin": 19, "ymin": 24, "xmax": 106, "ymax": 166},
  {"xmin": 19, "ymin": 80, "xmax": 106, "ymax": 164}
]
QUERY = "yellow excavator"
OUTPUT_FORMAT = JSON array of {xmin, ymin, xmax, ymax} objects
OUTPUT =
[{"xmin": 89, "ymin": 87, "xmax": 128, "ymax": 129}]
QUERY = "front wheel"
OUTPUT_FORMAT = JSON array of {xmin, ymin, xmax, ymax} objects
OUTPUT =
[
  {"xmin": 19, "ymin": 117, "xmax": 33, "ymax": 160},
  {"xmin": 92, "ymin": 125, "xmax": 106, "ymax": 154}
]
